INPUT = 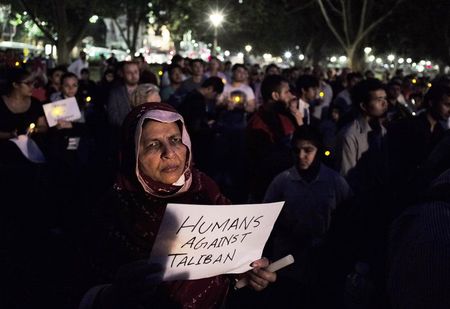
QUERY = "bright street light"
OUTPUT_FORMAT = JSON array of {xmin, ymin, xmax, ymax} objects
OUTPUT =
[
  {"xmin": 209, "ymin": 12, "xmax": 224, "ymax": 27},
  {"xmin": 387, "ymin": 54, "xmax": 395, "ymax": 62},
  {"xmin": 368, "ymin": 55, "xmax": 375, "ymax": 62},
  {"xmin": 398, "ymin": 58, "xmax": 404, "ymax": 64},
  {"xmin": 406, "ymin": 58, "xmax": 412, "ymax": 64},
  {"xmin": 364, "ymin": 47, "xmax": 372, "ymax": 54},
  {"xmin": 298, "ymin": 54, "xmax": 305, "ymax": 61},
  {"xmin": 339, "ymin": 55, "xmax": 347, "ymax": 63},
  {"xmin": 209, "ymin": 11, "xmax": 224, "ymax": 55},
  {"xmin": 284, "ymin": 51, "xmax": 292, "ymax": 59},
  {"xmin": 89, "ymin": 15, "xmax": 98, "ymax": 23},
  {"xmin": 330, "ymin": 56, "xmax": 337, "ymax": 62},
  {"xmin": 245, "ymin": 45, "xmax": 252, "ymax": 53}
]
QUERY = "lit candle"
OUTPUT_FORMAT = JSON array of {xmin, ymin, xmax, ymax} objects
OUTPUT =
[{"xmin": 27, "ymin": 123, "xmax": 36, "ymax": 135}]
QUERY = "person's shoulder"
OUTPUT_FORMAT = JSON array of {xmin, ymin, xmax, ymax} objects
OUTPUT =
[
  {"xmin": 273, "ymin": 167, "xmax": 295, "ymax": 184},
  {"xmin": 239, "ymin": 84, "xmax": 255, "ymax": 94},
  {"xmin": 320, "ymin": 163, "xmax": 340, "ymax": 176},
  {"xmin": 191, "ymin": 169, "xmax": 231, "ymax": 205},
  {"xmin": 338, "ymin": 118, "xmax": 359, "ymax": 138},
  {"xmin": 320, "ymin": 164, "xmax": 347, "ymax": 183}
]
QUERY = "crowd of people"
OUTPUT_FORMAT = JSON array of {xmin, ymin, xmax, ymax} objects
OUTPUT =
[{"xmin": 1, "ymin": 50, "xmax": 450, "ymax": 308}]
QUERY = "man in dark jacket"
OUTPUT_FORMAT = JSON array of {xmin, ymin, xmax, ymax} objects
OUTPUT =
[{"xmin": 246, "ymin": 74, "xmax": 298, "ymax": 202}]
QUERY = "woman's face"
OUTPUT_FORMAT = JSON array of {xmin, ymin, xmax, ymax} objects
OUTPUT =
[
  {"xmin": 294, "ymin": 140, "xmax": 318, "ymax": 170},
  {"xmin": 62, "ymin": 77, "xmax": 78, "ymax": 98},
  {"xmin": 52, "ymin": 70, "xmax": 64, "ymax": 85},
  {"xmin": 14, "ymin": 77, "xmax": 35, "ymax": 97},
  {"xmin": 138, "ymin": 120, "xmax": 187, "ymax": 184}
]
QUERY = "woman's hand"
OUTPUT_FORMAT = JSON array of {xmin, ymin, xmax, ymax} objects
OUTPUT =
[
  {"xmin": 56, "ymin": 120, "xmax": 73, "ymax": 129},
  {"xmin": 243, "ymin": 257, "xmax": 277, "ymax": 291},
  {"xmin": 99, "ymin": 260, "xmax": 162, "ymax": 309},
  {"xmin": 289, "ymin": 100, "xmax": 304, "ymax": 126}
]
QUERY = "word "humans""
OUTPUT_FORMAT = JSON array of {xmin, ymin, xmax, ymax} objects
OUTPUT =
[{"xmin": 176, "ymin": 215, "xmax": 263, "ymax": 235}]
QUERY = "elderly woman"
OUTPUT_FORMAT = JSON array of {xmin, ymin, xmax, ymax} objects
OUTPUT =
[{"xmin": 81, "ymin": 102, "xmax": 276, "ymax": 309}]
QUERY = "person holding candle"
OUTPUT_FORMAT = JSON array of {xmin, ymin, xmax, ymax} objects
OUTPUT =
[
  {"xmin": 0, "ymin": 67, "xmax": 47, "ymax": 140},
  {"xmin": 79, "ymin": 102, "xmax": 276, "ymax": 309},
  {"xmin": 0, "ymin": 67, "xmax": 48, "ymax": 163}
]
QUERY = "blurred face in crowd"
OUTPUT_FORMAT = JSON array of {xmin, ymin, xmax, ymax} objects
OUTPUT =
[
  {"xmin": 266, "ymin": 66, "xmax": 280, "ymax": 76},
  {"xmin": 250, "ymin": 70, "xmax": 262, "ymax": 83},
  {"xmin": 81, "ymin": 71, "xmax": 89, "ymax": 81},
  {"xmin": 432, "ymin": 94, "xmax": 450, "ymax": 121},
  {"xmin": 331, "ymin": 108, "xmax": 340, "ymax": 122},
  {"xmin": 138, "ymin": 121, "xmax": 187, "ymax": 185},
  {"xmin": 123, "ymin": 63, "xmax": 140, "ymax": 86},
  {"xmin": 302, "ymin": 86, "xmax": 319, "ymax": 103},
  {"xmin": 387, "ymin": 84, "xmax": 401, "ymax": 101},
  {"xmin": 14, "ymin": 76, "xmax": 35, "ymax": 97},
  {"xmin": 233, "ymin": 67, "xmax": 247, "ymax": 83},
  {"xmin": 209, "ymin": 59, "xmax": 221, "ymax": 72},
  {"xmin": 294, "ymin": 140, "xmax": 318, "ymax": 170},
  {"xmin": 191, "ymin": 61, "xmax": 204, "ymax": 77},
  {"xmin": 362, "ymin": 89, "xmax": 388, "ymax": 118},
  {"xmin": 62, "ymin": 76, "xmax": 78, "ymax": 98},
  {"xmin": 348, "ymin": 76, "xmax": 362, "ymax": 89},
  {"xmin": 51, "ymin": 69, "xmax": 64, "ymax": 86},
  {"xmin": 170, "ymin": 67, "xmax": 183, "ymax": 84},
  {"xmin": 105, "ymin": 72, "xmax": 115, "ymax": 82},
  {"xmin": 273, "ymin": 81, "xmax": 295, "ymax": 107}
]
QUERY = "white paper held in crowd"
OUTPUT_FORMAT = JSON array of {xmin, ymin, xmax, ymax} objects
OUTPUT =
[
  {"xmin": 149, "ymin": 202, "xmax": 284, "ymax": 281},
  {"xmin": 42, "ymin": 97, "xmax": 81, "ymax": 127}
]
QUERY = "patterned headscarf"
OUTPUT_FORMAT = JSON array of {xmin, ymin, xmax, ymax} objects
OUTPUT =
[{"xmin": 116, "ymin": 102, "xmax": 192, "ymax": 198}]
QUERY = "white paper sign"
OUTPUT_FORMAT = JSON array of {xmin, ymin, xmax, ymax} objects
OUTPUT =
[
  {"xmin": 149, "ymin": 202, "xmax": 284, "ymax": 281},
  {"xmin": 42, "ymin": 97, "xmax": 81, "ymax": 127},
  {"xmin": 9, "ymin": 135, "xmax": 46, "ymax": 163}
]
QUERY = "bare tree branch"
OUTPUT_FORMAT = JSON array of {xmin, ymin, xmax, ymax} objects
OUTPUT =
[
  {"xmin": 357, "ymin": 0, "xmax": 368, "ymax": 37},
  {"xmin": 324, "ymin": 0, "xmax": 343, "ymax": 16},
  {"xmin": 340, "ymin": 0, "xmax": 350, "ymax": 45},
  {"xmin": 355, "ymin": 0, "xmax": 405, "ymax": 48},
  {"xmin": 68, "ymin": 0, "xmax": 98, "ymax": 48},
  {"xmin": 317, "ymin": 0, "xmax": 346, "ymax": 50},
  {"xmin": 113, "ymin": 18, "xmax": 131, "ymax": 50},
  {"xmin": 17, "ymin": 0, "xmax": 57, "ymax": 44},
  {"xmin": 286, "ymin": 0, "xmax": 316, "ymax": 14}
]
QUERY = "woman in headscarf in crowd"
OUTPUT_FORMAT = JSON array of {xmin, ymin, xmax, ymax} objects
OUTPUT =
[
  {"xmin": 263, "ymin": 125, "xmax": 352, "ymax": 308},
  {"xmin": 130, "ymin": 83, "xmax": 161, "ymax": 108},
  {"xmin": 80, "ymin": 102, "xmax": 276, "ymax": 308}
]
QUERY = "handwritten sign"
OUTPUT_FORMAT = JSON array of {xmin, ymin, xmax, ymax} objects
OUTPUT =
[
  {"xmin": 149, "ymin": 202, "xmax": 284, "ymax": 281},
  {"xmin": 42, "ymin": 97, "xmax": 81, "ymax": 127}
]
